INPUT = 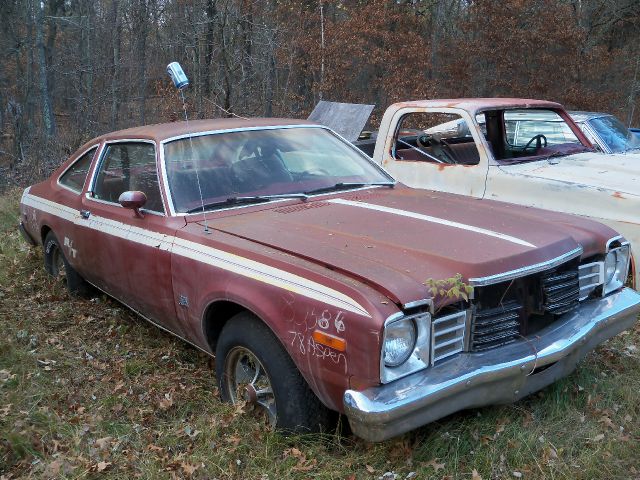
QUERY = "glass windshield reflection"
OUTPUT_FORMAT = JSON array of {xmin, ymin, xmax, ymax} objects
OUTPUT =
[
  {"xmin": 164, "ymin": 127, "xmax": 392, "ymax": 213},
  {"xmin": 589, "ymin": 116, "xmax": 640, "ymax": 153}
]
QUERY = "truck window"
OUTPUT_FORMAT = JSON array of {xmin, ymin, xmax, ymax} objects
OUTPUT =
[{"xmin": 393, "ymin": 112, "xmax": 480, "ymax": 166}]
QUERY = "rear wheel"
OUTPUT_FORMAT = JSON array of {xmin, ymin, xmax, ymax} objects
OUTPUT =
[
  {"xmin": 216, "ymin": 312, "xmax": 334, "ymax": 433},
  {"xmin": 43, "ymin": 231, "xmax": 91, "ymax": 296}
]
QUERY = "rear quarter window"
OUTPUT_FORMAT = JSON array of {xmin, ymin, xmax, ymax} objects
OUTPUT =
[{"xmin": 59, "ymin": 147, "xmax": 98, "ymax": 193}]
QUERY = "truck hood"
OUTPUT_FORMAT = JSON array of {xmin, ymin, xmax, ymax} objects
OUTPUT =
[
  {"xmin": 199, "ymin": 187, "xmax": 615, "ymax": 306},
  {"xmin": 500, "ymin": 151, "xmax": 640, "ymax": 197}
]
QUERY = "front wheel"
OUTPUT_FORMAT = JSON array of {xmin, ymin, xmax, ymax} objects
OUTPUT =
[
  {"xmin": 43, "ymin": 231, "xmax": 91, "ymax": 296},
  {"xmin": 216, "ymin": 312, "xmax": 334, "ymax": 433}
]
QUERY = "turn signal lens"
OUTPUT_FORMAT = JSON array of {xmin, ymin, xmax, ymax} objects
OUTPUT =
[{"xmin": 312, "ymin": 330, "xmax": 346, "ymax": 352}]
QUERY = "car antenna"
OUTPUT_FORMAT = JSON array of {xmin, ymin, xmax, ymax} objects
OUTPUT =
[{"xmin": 167, "ymin": 61, "xmax": 211, "ymax": 234}]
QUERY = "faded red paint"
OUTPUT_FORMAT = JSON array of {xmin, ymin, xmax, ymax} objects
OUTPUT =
[{"xmin": 19, "ymin": 119, "xmax": 622, "ymax": 415}]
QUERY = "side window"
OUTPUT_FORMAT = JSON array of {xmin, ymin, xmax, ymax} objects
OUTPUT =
[
  {"xmin": 59, "ymin": 147, "xmax": 97, "ymax": 193},
  {"xmin": 92, "ymin": 142, "xmax": 164, "ymax": 212},
  {"xmin": 393, "ymin": 112, "xmax": 480, "ymax": 166}
]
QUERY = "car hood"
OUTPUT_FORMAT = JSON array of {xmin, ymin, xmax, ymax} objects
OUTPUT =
[
  {"xmin": 196, "ymin": 187, "xmax": 614, "ymax": 307},
  {"xmin": 500, "ymin": 151, "xmax": 640, "ymax": 197}
]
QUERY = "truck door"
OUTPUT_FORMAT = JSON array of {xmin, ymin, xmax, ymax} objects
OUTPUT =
[{"xmin": 380, "ymin": 108, "xmax": 490, "ymax": 199}]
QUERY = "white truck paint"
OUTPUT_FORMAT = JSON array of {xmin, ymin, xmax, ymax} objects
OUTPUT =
[{"xmin": 369, "ymin": 99, "xmax": 640, "ymax": 288}]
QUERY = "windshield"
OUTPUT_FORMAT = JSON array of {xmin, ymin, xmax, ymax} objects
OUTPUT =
[
  {"xmin": 163, "ymin": 126, "xmax": 393, "ymax": 213},
  {"xmin": 588, "ymin": 115, "xmax": 640, "ymax": 153},
  {"xmin": 487, "ymin": 108, "xmax": 591, "ymax": 164}
]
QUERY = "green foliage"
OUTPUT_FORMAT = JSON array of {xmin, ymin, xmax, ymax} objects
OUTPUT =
[{"xmin": 424, "ymin": 273, "xmax": 473, "ymax": 302}]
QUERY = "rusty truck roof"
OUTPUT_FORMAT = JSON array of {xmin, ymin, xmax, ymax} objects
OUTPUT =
[
  {"xmin": 92, "ymin": 118, "xmax": 315, "ymax": 143},
  {"xmin": 391, "ymin": 98, "xmax": 564, "ymax": 114}
]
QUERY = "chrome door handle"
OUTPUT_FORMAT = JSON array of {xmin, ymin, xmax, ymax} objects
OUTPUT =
[{"xmin": 80, "ymin": 210, "xmax": 91, "ymax": 219}]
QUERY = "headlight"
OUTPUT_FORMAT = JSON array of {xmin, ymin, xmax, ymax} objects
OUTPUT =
[
  {"xmin": 603, "ymin": 245, "xmax": 630, "ymax": 295},
  {"xmin": 383, "ymin": 318, "xmax": 417, "ymax": 367}
]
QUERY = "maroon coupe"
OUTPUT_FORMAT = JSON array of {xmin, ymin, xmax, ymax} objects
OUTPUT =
[{"xmin": 19, "ymin": 118, "xmax": 640, "ymax": 441}]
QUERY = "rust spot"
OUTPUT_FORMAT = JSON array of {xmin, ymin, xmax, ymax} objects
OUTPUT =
[{"xmin": 612, "ymin": 191, "xmax": 625, "ymax": 199}]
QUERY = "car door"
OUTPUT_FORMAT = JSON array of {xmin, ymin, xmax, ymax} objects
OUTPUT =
[
  {"xmin": 48, "ymin": 145, "xmax": 100, "ymax": 274},
  {"xmin": 381, "ymin": 108, "xmax": 491, "ymax": 198},
  {"xmin": 76, "ymin": 140, "xmax": 181, "ymax": 333}
]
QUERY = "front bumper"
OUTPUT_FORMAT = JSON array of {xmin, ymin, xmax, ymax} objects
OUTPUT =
[
  {"xmin": 19, "ymin": 221, "xmax": 37, "ymax": 246},
  {"xmin": 344, "ymin": 288, "xmax": 640, "ymax": 442}
]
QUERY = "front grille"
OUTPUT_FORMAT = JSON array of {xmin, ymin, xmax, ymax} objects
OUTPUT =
[
  {"xmin": 458, "ymin": 257, "xmax": 603, "ymax": 358},
  {"xmin": 542, "ymin": 269, "xmax": 579, "ymax": 315},
  {"xmin": 431, "ymin": 311, "xmax": 466, "ymax": 364},
  {"xmin": 578, "ymin": 262, "xmax": 603, "ymax": 300},
  {"xmin": 470, "ymin": 259, "xmax": 586, "ymax": 353},
  {"xmin": 471, "ymin": 300, "xmax": 521, "ymax": 351}
]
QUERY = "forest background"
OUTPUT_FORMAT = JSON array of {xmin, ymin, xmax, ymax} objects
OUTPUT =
[{"xmin": 1, "ymin": 0, "xmax": 639, "ymax": 190}]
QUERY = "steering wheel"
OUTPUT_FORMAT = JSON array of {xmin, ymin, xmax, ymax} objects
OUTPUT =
[
  {"xmin": 523, "ymin": 134, "xmax": 548, "ymax": 151},
  {"xmin": 416, "ymin": 134, "xmax": 431, "ymax": 149},
  {"xmin": 417, "ymin": 133, "xmax": 456, "ymax": 164},
  {"xmin": 236, "ymin": 142, "xmax": 294, "ymax": 185}
]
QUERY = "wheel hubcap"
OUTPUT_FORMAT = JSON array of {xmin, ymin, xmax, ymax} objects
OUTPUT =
[{"xmin": 224, "ymin": 347, "xmax": 276, "ymax": 426}]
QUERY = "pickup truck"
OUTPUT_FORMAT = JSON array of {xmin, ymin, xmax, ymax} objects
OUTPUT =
[{"xmin": 351, "ymin": 98, "xmax": 640, "ymax": 289}]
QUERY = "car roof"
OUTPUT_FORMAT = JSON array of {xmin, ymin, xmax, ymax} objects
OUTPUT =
[
  {"xmin": 89, "ymin": 117, "xmax": 316, "ymax": 144},
  {"xmin": 390, "ymin": 98, "xmax": 564, "ymax": 115},
  {"xmin": 568, "ymin": 111, "xmax": 610, "ymax": 123}
]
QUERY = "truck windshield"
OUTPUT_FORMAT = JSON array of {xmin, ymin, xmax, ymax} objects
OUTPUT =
[{"xmin": 164, "ymin": 126, "xmax": 393, "ymax": 213}]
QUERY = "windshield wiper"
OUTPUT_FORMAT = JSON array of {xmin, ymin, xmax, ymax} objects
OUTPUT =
[
  {"xmin": 186, "ymin": 193, "xmax": 308, "ymax": 213},
  {"xmin": 304, "ymin": 181, "xmax": 395, "ymax": 196}
]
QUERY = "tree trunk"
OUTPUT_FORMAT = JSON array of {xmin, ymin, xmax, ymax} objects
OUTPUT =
[
  {"xmin": 110, "ymin": 0, "xmax": 121, "ymax": 130},
  {"xmin": 135, "ymin": 0, "xmax": 148, "ymax": 124},
  {"xmin": 203, "ymin": 0, "xmax": 217, "ymax": 100},
  {"xmin": 429, "ymin": 0, "xmax": 445, "ymax": 80},
  {"xmin": 45, "ymin": 0, "xmax": 63, "ymax": 96},
  {"xmin": 33, "ymin": 0, "xmax": 56, "ymax": 136}
]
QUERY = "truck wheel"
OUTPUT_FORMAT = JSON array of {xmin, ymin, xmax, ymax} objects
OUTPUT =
[
  {"xmin": 216, "ymin": 312, "xmax": 334, "ymax": 434},
  {"xmin": 43, "ymin": 231, "xmax": 91, "ymax": 296}
]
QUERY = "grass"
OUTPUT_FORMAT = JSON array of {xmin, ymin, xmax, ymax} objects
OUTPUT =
[{"xmin": 1, "ymin": 187, "xmax": 639, "ymax": 479}]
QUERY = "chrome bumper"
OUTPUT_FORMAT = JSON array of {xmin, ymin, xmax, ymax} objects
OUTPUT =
[
  {"xmin": 344, "ymin": 288, "xmax": 640, "ymax": 442},
  {"xmin": 19, "ymin": 222, "xmax": 37, "ymax": 246}
]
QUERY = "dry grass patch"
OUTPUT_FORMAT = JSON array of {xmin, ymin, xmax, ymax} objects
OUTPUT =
[{"xmin": 1, "ymin": 188, "xmax": 639, "ymax": 479}]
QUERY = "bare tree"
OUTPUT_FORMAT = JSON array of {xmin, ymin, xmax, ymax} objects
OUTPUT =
[{"xmin": 33, "ymin": 0, "xmax": 56, "ymax": 136}]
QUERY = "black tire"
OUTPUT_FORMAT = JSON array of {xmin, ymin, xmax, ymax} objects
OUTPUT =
[
  {"xmin": 216, "ymin": 312, "xmax": 335, "ymax": 434},
  {"xmin": 43, "ymin": 231, "xmax": 91, "ymax": 296}
]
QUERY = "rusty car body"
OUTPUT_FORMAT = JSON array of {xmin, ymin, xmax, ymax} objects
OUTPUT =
[
  {"xmin": 19, "ymin": 117, "xmax": 640, "ymax": 441},
  {"xmin": 366, "ymin": 98, "xmax": 640, "ymax": 290}
]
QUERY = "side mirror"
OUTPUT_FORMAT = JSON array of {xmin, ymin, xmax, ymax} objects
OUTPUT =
[{"xmin": 118, "ymin": 191, "xmax": 147, "ymax": 218}]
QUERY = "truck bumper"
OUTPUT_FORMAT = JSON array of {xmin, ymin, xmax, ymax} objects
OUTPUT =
[
  {"xmin": 344, "ymin": 288, "xmax": 640, "ymax": 442},
  {"xmin": 19, "ymin": 222, "xmax": 37, "ymax": 246}
]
